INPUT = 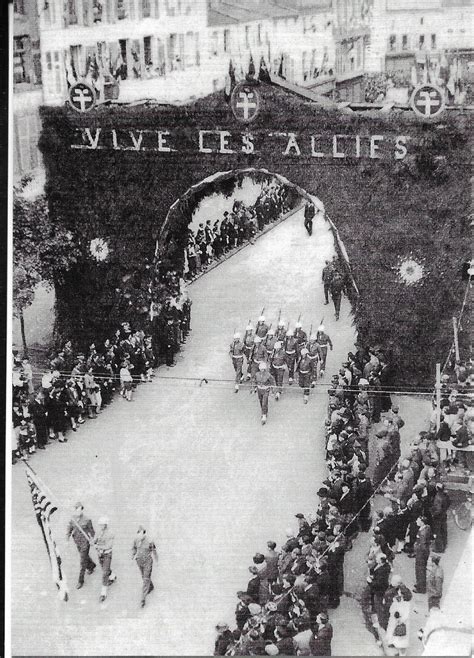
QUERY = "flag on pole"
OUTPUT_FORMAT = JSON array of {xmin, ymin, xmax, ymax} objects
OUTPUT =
[
  {"xmin": 224, "ymin": 59, "xmax": 236, "ymax": 103},
  {"xmin": 25, "ymin": 465, "xmax": 69, "ymax": 602},
  {"xmin": 258, "ymin": 55, "xmax": 271, "ymax": 83},
  {"xmin": 247, "ymin": 54, "xmax": 256, "ymax": 80}
]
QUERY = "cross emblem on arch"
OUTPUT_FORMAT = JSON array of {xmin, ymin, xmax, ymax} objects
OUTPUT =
[
  {"xmin": 410, "ymin": 84, "xmax": 445, "ymax": 120},
  {"xmin": 230, "ymin": 82, "xmax": 261, "ymax": 123},
  {"xmin": 69, "ymin": 81, "xmax": 96, "ymax": 113}
]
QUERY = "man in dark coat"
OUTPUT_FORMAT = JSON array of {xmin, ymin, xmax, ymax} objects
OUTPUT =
[
  {"xmin": 329, "ymin": 271, "xmax": 344, "ymax": 321},
  {"xmin": 304, "ymin": 201, "xmax": 315, "ymax": 236},
  {"xmin": 413, "ymin": 516, "xmax": 433, "ymax": 593},
  {"xmin": 431, "ymin": 483, "xmax": 450, "ymax": 553},
  {"xmin": 309, "ymin": 613, "xmax": 333, "ymax": 656},
  {"xmin": 214, "ymin": 623, "xmax": 233, "ymax": 656},
  {"xmin": 368, "ymin": 554, "xmax": 391, "ymax": 622},
  {"xmin": 321, "ymin": 260, "xmax": 334, "ymax": 305},
  {"xmin": 354, "ymin": 468, "xmax": 373, "ymax": 532}
]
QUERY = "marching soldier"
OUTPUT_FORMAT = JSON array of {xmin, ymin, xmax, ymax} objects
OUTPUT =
[
  {"xmin": 330, "ymin": 270, "xmax": 345, "ymax": 321},
  {"xmin": 306, "ymin": 333, "xmax": 320, "ymax": 385},
  {"xmin": 255, "ymin": 362, "xmax": 275, "ymax": 425},
  {"xmin": 293, "ymin": 322, "xmax": 307, "ymax": 354},
  {"xmin": 264, "ymin": 327, "xmax": 277, "ymax": 358},
  {"xmin": 297, "ymin": 348, "xmax": 313, "ymax": 404},
  {"xmin": 66, "ymin": 502, "xmax": 96, "ymax": 590},
  {"xmin": 229, "ymin": 332, "xmax": 245, "ymax": 392},
  {"xmin": 322, "ymin": 260, "xmax": 334, "ymax": 305},
  {"xmin": 255, "ymin": 315, "xmax": 269, "ymax": 338},
  {"xmin": 131, "ymin": 525, "xmax": 158, "ymax": 608},
  {"xmin": 316, "ymin": 325, "xmax": 333, "ymax": 377},
  {"xmin": 94, "ymin": 517, "xmax": 117, "ymax": 603},
  {"xmin": 250, "ymin": 336, "xmax": 268, "ymax": 386},
  {"xmin": 304, "ymin": 201, "xmax": 315, "ymax": 236},
  {"xmin": 243, "ymin": 325, "xmax": 255, "ymax": 379},
  {"xmin": 275, "ymin": 319, "xmax": 286, "ymax": 342},
  {"xmin": 284, "ymin": 330, "xmax": 298, "ymax": 385},
  {"xmin": 271, "ymin": 340, "xmax": 286, "ymax": 400}
]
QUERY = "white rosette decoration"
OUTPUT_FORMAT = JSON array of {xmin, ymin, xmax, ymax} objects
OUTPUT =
[
  {"xmin": 397, "ymin": 256, "xmax": 425, "ymax": 286},
  {"xmin": 89, "ymin": 237, "xmax": 110, "ymax": 262}
]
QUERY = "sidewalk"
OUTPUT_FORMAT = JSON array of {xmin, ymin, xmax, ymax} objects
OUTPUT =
[{"xmin": 341, "ymin": 394, "xmax": 472, "ymax": 656}]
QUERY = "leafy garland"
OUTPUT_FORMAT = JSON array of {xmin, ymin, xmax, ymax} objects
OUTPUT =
[{"xmin": 38, "ymin": 84, "xmax": 471, "ymax": 385}]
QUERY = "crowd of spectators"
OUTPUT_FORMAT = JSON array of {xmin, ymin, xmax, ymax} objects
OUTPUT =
[
  {"xmin": 214, "ymin": 345, "xmax": 474, "ymax": 655},
  {"xmin": 11, "ymin": 291, "xmax": 192, "ymax": 463},
  {"xmin": 185, "ymin": 181, "xmax": 296, "ymax": 281},
  {"xmin": 213, "ymin": 347, "xmax": 397, "ymax": 656}
]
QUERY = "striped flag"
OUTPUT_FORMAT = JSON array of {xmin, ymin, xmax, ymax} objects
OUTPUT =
[{"xmin": 25, "ymin": 465, "xmax": 69, "ymax": 601}]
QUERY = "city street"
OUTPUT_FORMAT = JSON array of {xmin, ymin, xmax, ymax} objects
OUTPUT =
[{"xmin": 11, "ymin": 206, "xmax": 373, "ymax": 655}]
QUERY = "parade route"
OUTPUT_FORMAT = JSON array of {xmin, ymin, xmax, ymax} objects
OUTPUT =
[{"xmin": 11, "ymin": 206, "xmax": 366, "ymax": 655}]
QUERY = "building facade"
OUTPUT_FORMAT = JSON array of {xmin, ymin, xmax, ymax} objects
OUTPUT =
[
  {"xmin": 13, "ymin": 0, "xmax": 43, "ymax": 180},
  {"xmin": 365, "ymin": 0, "xmax": 474, "ymax": 102}
]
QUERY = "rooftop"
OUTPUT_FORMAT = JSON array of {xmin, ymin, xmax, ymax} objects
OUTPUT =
[{"xmin": 207, "ymin": 0, "xmax": 331, "ymax": 25}]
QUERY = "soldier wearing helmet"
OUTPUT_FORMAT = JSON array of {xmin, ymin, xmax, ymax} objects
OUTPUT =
[
  {"xmin": 271, "ymin": 340, "xmax": 286, "ymax": 400},
  {"xmin": 306, "ymin": 333, "xmax": 321, "ymax": 385},
  {"xmin": 255, "ymin": 315, "xmax": 269, "ymax": 338},
  {"xmin": 293, "ymin": 321, "xmax": 307, "ymax": 355},
  {"xmin": 297, "ymin": 347, "xmax": 312, "ymax": 404},
  {"xmin": 284, "ymin": 330, "xmax": 298, "ymax": 385},
  {"xmin": 229, "ymin": 332, "xmax": 245, "ymax": 392},
  {"xmin": 255, "ymin": 361, "xmax": 275, "ymax": 425},
  {"xmin": 264, "ymin": 326, "xmax": 277, "ymax": 358},
  {"xmin": 316, "ymin": 324, "xmax": 333, "ymax": 377},
  {"xmin": 243, "ymin": 325, "xmax": 255, "ymax": 380},
  {"xmin": 275, "ymin": 319, "xmax": 286, "ymax": 342},
  {"xmin": 250, "ymin": 335, "xmax": 268, "ymax": 387}
]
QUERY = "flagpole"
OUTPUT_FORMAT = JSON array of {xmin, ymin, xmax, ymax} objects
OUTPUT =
[{"xmin": 25, "ymin": 462, "xmax": 96, "ymax": 548}]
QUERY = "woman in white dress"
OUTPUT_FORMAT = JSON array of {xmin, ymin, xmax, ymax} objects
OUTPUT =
[{"xmin": 385, "ymin": 582, "xmax": 411, "ymax": 656}]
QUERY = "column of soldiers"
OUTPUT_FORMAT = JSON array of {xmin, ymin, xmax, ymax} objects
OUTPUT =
[
  {"xmin": 185, "ymin": 181, "xmax": 293, "ymax": 281},
  {"xmin": 229, "ymin": 315, "xmax": 334, "ymax": 425},
  {"xmin": 66, "ymin": 503, "xmax": 158, "ymax": 608}
]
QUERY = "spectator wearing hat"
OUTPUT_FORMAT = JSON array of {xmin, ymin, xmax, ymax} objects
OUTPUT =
[
  {"xmin": 309, "ymin": 613, "xmax": 333, "ymax": 656},
  {"xmin": 373, "ymin": 428, "xmax": 392, "ymax": 489},
  {"xmin": 66, "ymin": 502, "xmax": 96, "ymax": 589},
  {"xmin": 214, "ymin": 623, "xmax": 233, "ymax": 656},
  {"xmin": 431, "ymin": 484, "xmax": 450, "ymax": 553},
  {"xmin": 413, "ymin": 516, "xmax": 432, "ymax": 593},
  {"xmin": 235, "ymin": 591, "xmax": 253, "ymax": 630},
  {"xmin": 426, "ymin": 554, "xmax": 444, "ymax": 610},
  {"xmin": 354, "ymin": 468, "xmax": 373, "ymax": 532},
  {"xmin": 131, "ymin": 525, "xmax": 158, "ymax": 607},
  {"xmin": 367, "ymin": 553, "xmax": 391, "ymax": 623}
]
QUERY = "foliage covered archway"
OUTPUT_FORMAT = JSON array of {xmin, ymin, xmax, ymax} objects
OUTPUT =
[{"xmin": 38, "ymin": 82, "xmax": 471, "ymax": 385}]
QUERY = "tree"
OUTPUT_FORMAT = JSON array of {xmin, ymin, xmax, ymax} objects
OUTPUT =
[{"xmin": 13, "ymin": 176, "xmax": 81, "ymax": 354}]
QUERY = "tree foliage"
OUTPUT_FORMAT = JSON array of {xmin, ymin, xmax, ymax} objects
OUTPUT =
[{"xmin": 13, "ymin": 175, "xmax": 82, "ymax": 317}]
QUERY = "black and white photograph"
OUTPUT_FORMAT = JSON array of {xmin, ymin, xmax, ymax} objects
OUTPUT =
[{"xmin": 7, "ymin": 0, "xmax": 474, "ymax": 655}]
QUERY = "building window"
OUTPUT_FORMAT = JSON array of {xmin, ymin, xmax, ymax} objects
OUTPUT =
[
  {"xmin": 420, "ymin": 17, "xmax": 424, "ymax": 25},
  {"xmin": 142, "ymin": 0, "xmax": 151, "ymax": 18},
  {"xmin": 431, "ymin": 33, "xmax": 436, "ymax": 49},
  {"xmin": 165, "ymin": 0, "xmax": 176, "ymax": 16},
  {"xmin": 13, "ymin": 36, "xmax": 30, "ymax": 84},
  {"xmin": 419, "ymin": 34, "xmax": 425, "ymax": 49},
  {"xmin": 245, "ymin": 26, "xmax": 250, "ymax": 49},
  {"xmin": 144, "ymin": 36, "xmax": 152, "ymax": 66},
  {"xmin": 33, "ymin": 53, "xmax": 42, "ymax": 85},
  {"xmin": 117, "ymin": 0, "xmax": 126, "ymax": 20},
  {"xmin": 210, "ymin": 31, "xmax": 218, "ymax": 57},
  {"xmin": 67, "ymin": 0, "xmax": 78, "ymax": 24},
  {"xmin": 223, "ymin": 29, "xmax": 230, "ymax": 53},
  {"xmin": 402, "ymin": 34, "xmax": 408, "ymax": 50},
  {"xmin": 14, "ymin": 0, "xmax": 25, "ymax": 14},
  {"xmin": 119, "ymin": 39, "xmax": 128, "ymax": 78},
  {"xmin": 389, "ymin": 34, "xmax": 396, "ymax": 51}
]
